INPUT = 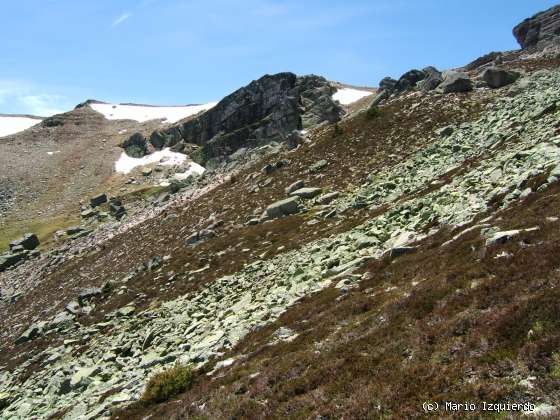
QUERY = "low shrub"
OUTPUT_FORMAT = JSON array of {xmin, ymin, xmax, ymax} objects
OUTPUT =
[
  {"xmin": 366, "ymin": 105, "xmax": 380, "ymax": 119},
  {"xmin": 141, "ymin": 363, "xmax": 194, "ymax": 404}
]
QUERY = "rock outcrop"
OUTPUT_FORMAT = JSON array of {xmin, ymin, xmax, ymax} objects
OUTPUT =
[
  {"xmin": 513, "ymin": 5, "xmax": 560, "ymax": 49},
  {"xmin": 142, "ymin": 73, "xmax": 344, "ymax": 164}
]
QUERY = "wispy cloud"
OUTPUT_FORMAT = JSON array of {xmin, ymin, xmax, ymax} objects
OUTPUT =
[
  {"xmin": 0, "ymin": 80, "xmax": 70, "ymax": 116},
  {"xmin": 110, "ymin": 12, "xmax": 131, "ymax": 28}
]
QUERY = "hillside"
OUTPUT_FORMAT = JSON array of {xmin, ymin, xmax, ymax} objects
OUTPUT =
[{"xmin": 2, "ymin": 4, "xmax": 560, "ymax": 420}]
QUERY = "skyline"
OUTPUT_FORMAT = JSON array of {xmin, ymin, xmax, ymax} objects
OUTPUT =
[{"xmin": 1, "ymin": 0, "xmax": 558, "ymax": 116}]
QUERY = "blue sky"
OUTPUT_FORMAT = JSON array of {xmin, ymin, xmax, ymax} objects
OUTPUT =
[{"xmin": 0, "ymin": 0, "xmax": 558, "ymax": 116}]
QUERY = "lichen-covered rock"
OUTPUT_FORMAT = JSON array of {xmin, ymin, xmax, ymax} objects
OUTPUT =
[
  {"xmin": 439, "ymin": 71, "xmax": 473, "ymax": 93},
  {"xmin": 261, "ymin": 196, "xmax": 301, "ymax": 220},
  {"xmin": 481, "ymin": 66, "xmax": 520, "ymax": 88}
]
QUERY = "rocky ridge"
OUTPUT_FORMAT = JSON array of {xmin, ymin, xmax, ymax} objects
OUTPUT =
[{"xmin": 138, "ymin": 73, "xmax": 344, "ymax": 165}]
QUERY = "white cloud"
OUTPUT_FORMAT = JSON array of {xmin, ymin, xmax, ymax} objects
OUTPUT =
[
  {"xmin": 0, "ymin": 80, "xmax": 71, "ymax": 117},
  {"xmin": 111, "ymin": 12, "xmax": 132, "ymax": 28},
  {"xmin": 19, "ymin": 94, "xmax": 68, "ymax": 116}
]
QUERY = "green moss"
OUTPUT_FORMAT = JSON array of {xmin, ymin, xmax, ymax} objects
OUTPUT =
[{"xmin": 141, "ymin": 363, "xmax": 194, "ymax": 404}]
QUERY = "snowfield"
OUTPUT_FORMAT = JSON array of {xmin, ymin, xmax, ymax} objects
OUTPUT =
[
  {"xmin": 332, "ymin": 88, "xmax": 373, "ymax": 105},
  {"xmin": 115, "ymin": 148, "xmax": 188, "ymax": 174},
  {"xmin": 0, "ymin": 116, "xmax": 42, "ymax": 137},
  {"xmin": 91, "ymin": 102, "xmax": 218, "ymax": 123}
]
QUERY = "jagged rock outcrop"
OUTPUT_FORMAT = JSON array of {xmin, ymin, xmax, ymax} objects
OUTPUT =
[
  {"xmin": 142, "ymin": 72, "xmax": 344, "ymax": 164},
  {"xmin": 513, "ymin": 5, "xmax": 560, "ymax": 49}
]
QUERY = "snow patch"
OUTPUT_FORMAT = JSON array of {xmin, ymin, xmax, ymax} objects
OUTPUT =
[
  {"xmin": 332, "ymin": 88, "xmax": 373, "ymax": 105},
  {"xmin": 115, "ymin": 148, "xmax": 187, "ymax": 174},
  {"xmin": 91, "ymin": 102, "xmax": 218, "ymax": 124},
  {"xmin": 0, "ymin": 116, "xmax": 41, "ymax": 137}
]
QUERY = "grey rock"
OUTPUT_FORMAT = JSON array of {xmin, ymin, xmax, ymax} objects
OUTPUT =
[
  {"xmin": 70, "ymin": 366, "xmax": 100, "ymax": 389},
  {"xmin": 389, "ymin": 246, "xmax": 417, "ymax": 259},
  {"xmin": 437, "ymin": 126, "xmax": 454, "ymax": 137},
  {"xmin": 439, "ymin": 71, "xmax": 473, "ymax": 93},
  {"xmin": 0, "ymin": 251, "xmax": 29, "ymax": 272},
  {"xmin": 90, "ymin": 193, "xmax": 108, "ymax": 207},
  {"xmin": 261, "ymin": 196, "xmax": 301, "ymax": 220},
  {"xmin": 485, "ymin": 230, "xmax": 520, "ymax": 246},
  {"xmin": 285, "ymin": 180, "xmax": 305, "ymax": 195},
  {"xmin": 418, "ymin": 66, "xmax": 443, "ymax": 92},
  {"xmin": 144, "ymin": 256, "xmax": 163, "ymax": 270},
  {"xmin": 9, "ymin": 233, "xmax": 40, "ymax": 251},
  {"xmin": 0, "ymin": 392, "xmax": 12, "ymax": 409},
  {"xmin": 379, "ymin": 76, "xmax": 398, "ymax": 92},
  {"xmin": 66, "ymin": 226, "xmax": 85, "ymax": 235},
  {"xmin": 117, "ymin": 305, "xmax": 136, "ymax": 317},
  {"xmin": 395, "ymin": 69, "xmax": 426, "ymax": 92},
  {"xmin": 286, "ymin": 130, "xmax": 304, "ymax": 150},
  {"xmin": 15, "ymin": 321, "xmax": 46, "ymax": 345},
  {"xmin": 309, "ymin": 159, "xmax": 328, "ymax": 172},
  {"xmin": 317, "ymin": 191, "xmax": 340, "ymax": 204},
  {"xmin": 80, "ymin": 208, "xmax": 97, "ymax": 219},
  {"xmin": 289, "ymin": 187, "xmax": 322, "ymax": 199},
  {"xmin": 481, "ymin": 67, "xmax": 520, "ymax": 89},
  {"xmin": 65, "ymin": 301, "xmax": 81, "ymax": 315},
  {"xmin": 78, "ymin": 287, "xmax": 102, "ymax": 305}
]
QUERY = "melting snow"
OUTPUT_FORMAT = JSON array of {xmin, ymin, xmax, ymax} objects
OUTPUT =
[
  {"xmin": 332, "ymin": 88, "xmax": 373, "ymax": 105},
  {"xmin": 115, "ymin": 148, "xmax": 187, "ymax": 174},
  {"xmin": 91, "ymin": 102, "xmax": 218, "ymax": 124},
  {"xmin": 0, "ymin": 116, "xmax": 41, "ymax": 137}
]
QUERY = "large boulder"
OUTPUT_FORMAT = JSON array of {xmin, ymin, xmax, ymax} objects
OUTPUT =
[
  {"xmin": 9, "ymin": 233, "xmax": 39, "ymax": 251},
  {"xmin": 481, "ymin": 66, "xmax": 520, "ymax": 89},
  {"xmin": 417, "ymin": 66, "xmax": 443, "ymax": 92},
  {"xmin": 379, "ymin": 77, "xmax": 398, "ymax": 93},
  {"xmin": 121, "ymin": 132, "xmax": 148, "ymax": 158},
  {"xmin": 439, "ymin": 71, "xmax": 473, "ymax": 93},
  {"xmin": 90, "ymin": 193, "xmax": 108, "ymax": 207},
  {"xmin": 141, "ymin": 73, "xmax": 344, "ymax": 164},
  {"xmin": 261, "ymin": 196, "xmax": 301, "ymax": 220},
  {"xmin": 513, "ymin": 5, "xmax": 560, "ymax": 49},
  {"xmin": 394, "ymin": 69, "xmax": 426, "ymax": 92}
]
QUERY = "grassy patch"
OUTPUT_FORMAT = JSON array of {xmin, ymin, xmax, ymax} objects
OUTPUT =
[
  {"xmin": 0, "ymin": 215, "xmax": 78, "ymax": 252},
  {"xmin": 141, "ymin": 364, "xmax": 194, "ymax": 404}
]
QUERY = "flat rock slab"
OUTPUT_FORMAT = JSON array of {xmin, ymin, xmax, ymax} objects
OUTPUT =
[
  {"xmin": 261, "ymin": 196, "xmax": 301, "ymax": 220},
  {"xmin": 289, "ymin": 187, "xmax": 322, "ymax": 199}
]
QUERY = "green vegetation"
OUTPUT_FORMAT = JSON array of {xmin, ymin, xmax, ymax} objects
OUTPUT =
[
  {"xmin": 0, "ymin": 215, "xmax": 78, "ymax": 251},
  {"xmin": 141, "ymin": 364, "xmax": 194, "ymax": 404},
  {"xmin": 550, "ymin": 352, "xmax": 560, "ymax": 379},
  {"xmin": 366, "ymin": 104, "xmax": 380, "ymax": 119}
]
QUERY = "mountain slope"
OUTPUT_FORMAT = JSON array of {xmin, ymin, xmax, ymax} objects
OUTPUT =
[{"xmin": 2, "ymin": 5, "xmax": 560, "ymax": 420}]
